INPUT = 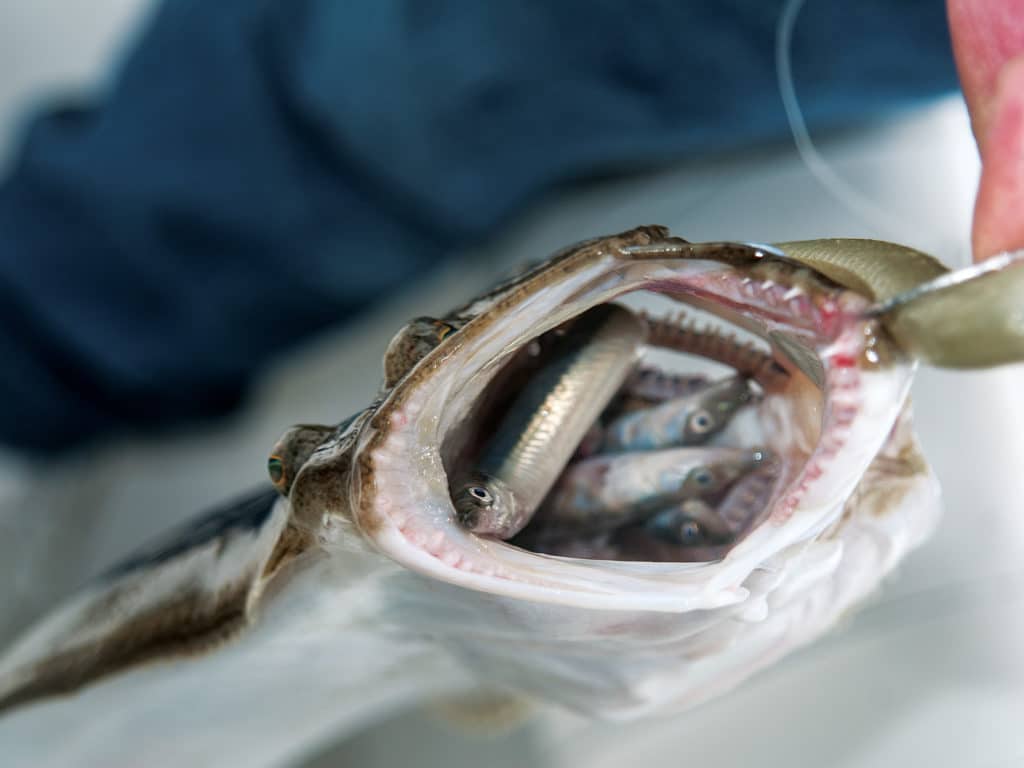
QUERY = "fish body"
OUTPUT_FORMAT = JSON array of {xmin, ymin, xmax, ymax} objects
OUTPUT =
[
  {"xmin": 534, "ymin": 446, "xmax": 761, "ymax": 537},
  {"xmin": 453, "ymin": 303, "xmax": 645, "ymax": 538},
  {"xmin": 624, "ymin": 368, "xmax": 712, "ymax": 402},
  {"xmin": 1, "ymin": 226, "xmax": 1021, "ymax": 767},
  {"xmin": 644, "ymin": 499, "xmax": 735, "ymax": 547},
  {"xmin": 601, "ymin": 376, "xmax": 754, "ymax": 452}
]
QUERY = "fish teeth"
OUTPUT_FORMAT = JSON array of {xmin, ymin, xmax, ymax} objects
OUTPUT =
[
  {"xmin": 441, "ymin": 550, "xmax": 461, "ymax": 567},
  {"xmin": 782, "ymin": 285, "xmax": 804, "ymax": 301}
]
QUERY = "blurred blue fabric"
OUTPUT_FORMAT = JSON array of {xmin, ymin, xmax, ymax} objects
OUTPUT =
[{"xmin": 0, "ymin": 0, "xmax": 957, "ymax": 454}]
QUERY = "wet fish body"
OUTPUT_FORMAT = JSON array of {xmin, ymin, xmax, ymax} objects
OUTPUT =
[
  {"xmin": 643, "ymin": 499, "xmax": 736, "ymax": 547},
  {"xmin": 601, "ymin": 376, "xmax": 754, "ymax": 452},
  {"xmin": 533, "ymin": 446, "xmax": 762, "ymax": 537},
  {"xmin": 624, "ymin": 368, "xmax": 713, "ymax": 402},
  {"xmin": 453, "ymin": 303, "xmax": 645, "ymax": 538},
  {"xmin": 2, "ymin": 227, "xmax": 1021, "ymax": 767}
]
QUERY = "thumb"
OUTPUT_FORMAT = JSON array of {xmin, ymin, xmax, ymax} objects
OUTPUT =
[
  {"xmin": 947, "ymin": 0, "xmax": 1024, "ymax": 260},
  {"xmin": 971, "ymin": 57, "xmax": 1024, "ymax": 260}
]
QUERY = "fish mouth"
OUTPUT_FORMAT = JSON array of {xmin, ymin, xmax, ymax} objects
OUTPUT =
[
  {"xmin": 353, "ymin": 232, "xmax": 916, "ymax": 612},
  {"xmin": 446, "ymin": 308, "xmax": 786, "ymax": 561}
]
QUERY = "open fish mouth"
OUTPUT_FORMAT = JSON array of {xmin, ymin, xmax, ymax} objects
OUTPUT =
[
  {"xmin": 327, "ymin": 227, "xmax": 938, "ymax": 613},
  {"xmin": 4, "ymin": 225, "xmax": 1019, "ymax": 729},
  {"xmin": 476, "ymin": 309, "xmax": 790, "ymax": 564}
]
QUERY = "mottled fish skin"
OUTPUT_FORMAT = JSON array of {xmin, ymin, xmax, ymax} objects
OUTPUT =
[
  {"xmin": 0, "ymin": 489, "xmax": 294, "ymax": 715},
  {"xmin": 4, "ymin": 226, "xmax": 1008, "ymax": 761},
  {"xmin": 104, "ymin": 488, "xmax": 280, "ymax": 579},
  {"xmin": 601, "ymin": 376, "xmax": 754, "ymax": 452}
]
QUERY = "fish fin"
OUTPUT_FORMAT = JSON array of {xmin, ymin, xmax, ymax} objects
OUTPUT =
[{"xmin": 0, "ymin": 487, "xmax": 303, "ymax": 713}]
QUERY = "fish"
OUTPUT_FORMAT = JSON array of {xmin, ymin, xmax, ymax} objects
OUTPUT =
[
  {"xmin": 624, "ymin": 456, "xmax": 784, "ymax": 562},
  {"xmin": 1, "ymin": 226, "xmax": 1022, "ymax": 768},
  {"xmin": 644, "ymin": 499, "xmax": 736, "ymax": 547},
  {"xmin": 527, "ymin": 446, "xmax": 764, "ymax": 538},
  {"xmin": 600, "ymin": 375, "xmax": 755, "ymax": 452},
  {"xmin": 451, "ymin": 303, "xmax": 645, "ymax": 538},
  {"xmin": 621, "ymin": 367, "xmax": 713, "ymax": 404}
]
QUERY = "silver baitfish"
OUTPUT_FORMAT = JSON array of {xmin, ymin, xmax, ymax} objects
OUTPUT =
[
  {"xmin": 530, "ymin": 446, "xmax": 764, "ymax": 538},
  {"xmin": 638, "ymin": 455, "xmax": 782, "ymax": 554},
  {"xmin": 600, "ymin": 375, "xmax": 755, "ymax": 452},
  {"xmin": 644, "ymin": 499, "xmax": 736, "ymax": 547},
  {"xmin": 451, "ymin": 303, "xmax": 645, "ymax": 538}
]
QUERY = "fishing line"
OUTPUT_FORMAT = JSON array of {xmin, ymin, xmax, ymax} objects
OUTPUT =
[{"xmin": 775, "ymin": 0, "xmax": 914, "ymax": 242}]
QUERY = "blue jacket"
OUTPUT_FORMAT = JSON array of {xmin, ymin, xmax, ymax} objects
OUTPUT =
[{"xmin": 0, "ymin": 0, "xmax": 957, "ymax": 453}]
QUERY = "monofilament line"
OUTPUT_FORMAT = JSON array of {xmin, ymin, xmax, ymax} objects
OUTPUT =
[{"xmin": 775, "ymin": 0, "xmax": 911, "ymax": 242}]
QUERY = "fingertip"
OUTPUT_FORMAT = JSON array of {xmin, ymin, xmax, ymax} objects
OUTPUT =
[
  {"xmin": 972, "ymin": 54, "xmax": 1024, "ymax": 260},
  {"xmin": 948, "ymin": 0, "xmax": 1024, "ymax": 142}
]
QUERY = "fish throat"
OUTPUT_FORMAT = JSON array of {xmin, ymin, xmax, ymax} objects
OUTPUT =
[
  {"xmin": 446, "ymin": 298, "xmax": 828, "ymax": 563},
  {"xmin": 355, "ymin": 228, "xmax": 909, "ymax": 611}
]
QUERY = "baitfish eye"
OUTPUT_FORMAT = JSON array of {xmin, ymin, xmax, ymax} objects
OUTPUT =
[
  {"xmin": 267, "ymin": 455, "xmax": 285, "ymax": 487},
  {"xmin": 693, "ymin": 468, "xmax": 714, "ymax": 487},
  {"xmin": 689, "ymin": 409, "xmax": 715, "ymax": 434},
  {"xmin": 469, "ymin": 486, "xmax": 494, "ymax": 506}
]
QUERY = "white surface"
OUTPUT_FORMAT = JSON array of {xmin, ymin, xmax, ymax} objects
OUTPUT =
[{"xmin": 1, "ymin": 4, "xmax": 1022, "ymax": 767}]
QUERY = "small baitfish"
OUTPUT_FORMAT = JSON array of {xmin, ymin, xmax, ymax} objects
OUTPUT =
[
  {"xmin": 643, "ymin": 499, "xmax": 736, "ymax": 547},
  {"xmin": 616, "ymin": 367, "xmax": 714, "ymax": 410},
  {"xmin": 452, "ymin": 303, "xmax": 645, "ymax": 538},
  {"xmin": 3, "ymin": 227, "xmax": 1021, "ymax": 768},
  {"xmin": 600, "ymin": 375, "xmax": 755, "ymax": 452},
  {"xmin": 531, "ymin": 446, "xmax": 766, "ymax": 538}
]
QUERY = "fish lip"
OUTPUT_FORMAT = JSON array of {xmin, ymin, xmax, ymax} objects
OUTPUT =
[{"xmin": 349, "ymin": 235, "xmax": 914, "ymax": 612}]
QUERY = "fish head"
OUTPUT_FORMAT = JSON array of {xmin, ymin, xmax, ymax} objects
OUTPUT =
[
  {"xmin": 279, "ymin": 226, "xmax": 1024, "ymax": 714},
  {"xmin": 681, "ymin": 375, "xmax": 755, "ymax": 443},
  {"xmin": 450, "ymin": 472, "xmax": 520, "ymax": 535},
  {"xmin": 6, "ymin": 227, "xmax": 1019, "ymax": 724}
]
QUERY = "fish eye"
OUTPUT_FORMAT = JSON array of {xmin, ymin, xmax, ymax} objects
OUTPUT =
[
  {"xmin": 693, "ymin": 468, "xmax": 713, "ymax": 486},
  {"xmin": 689, "ymin": 409, "xmax": 714, "ymax": 433},
  {"xmin": 680, "ymin": 520, "xmax": 703, "ymax": 542},
  {"xmin": 267, "ymin": 455, "xmax": 286, "ymax": 487},
  {"xmin": 434, "ymin": 320, "xmax": 457, "ymax": 340},
  {"xmin": 469, "ymin": 486, "xmax": 493, "ymax": 506}
]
